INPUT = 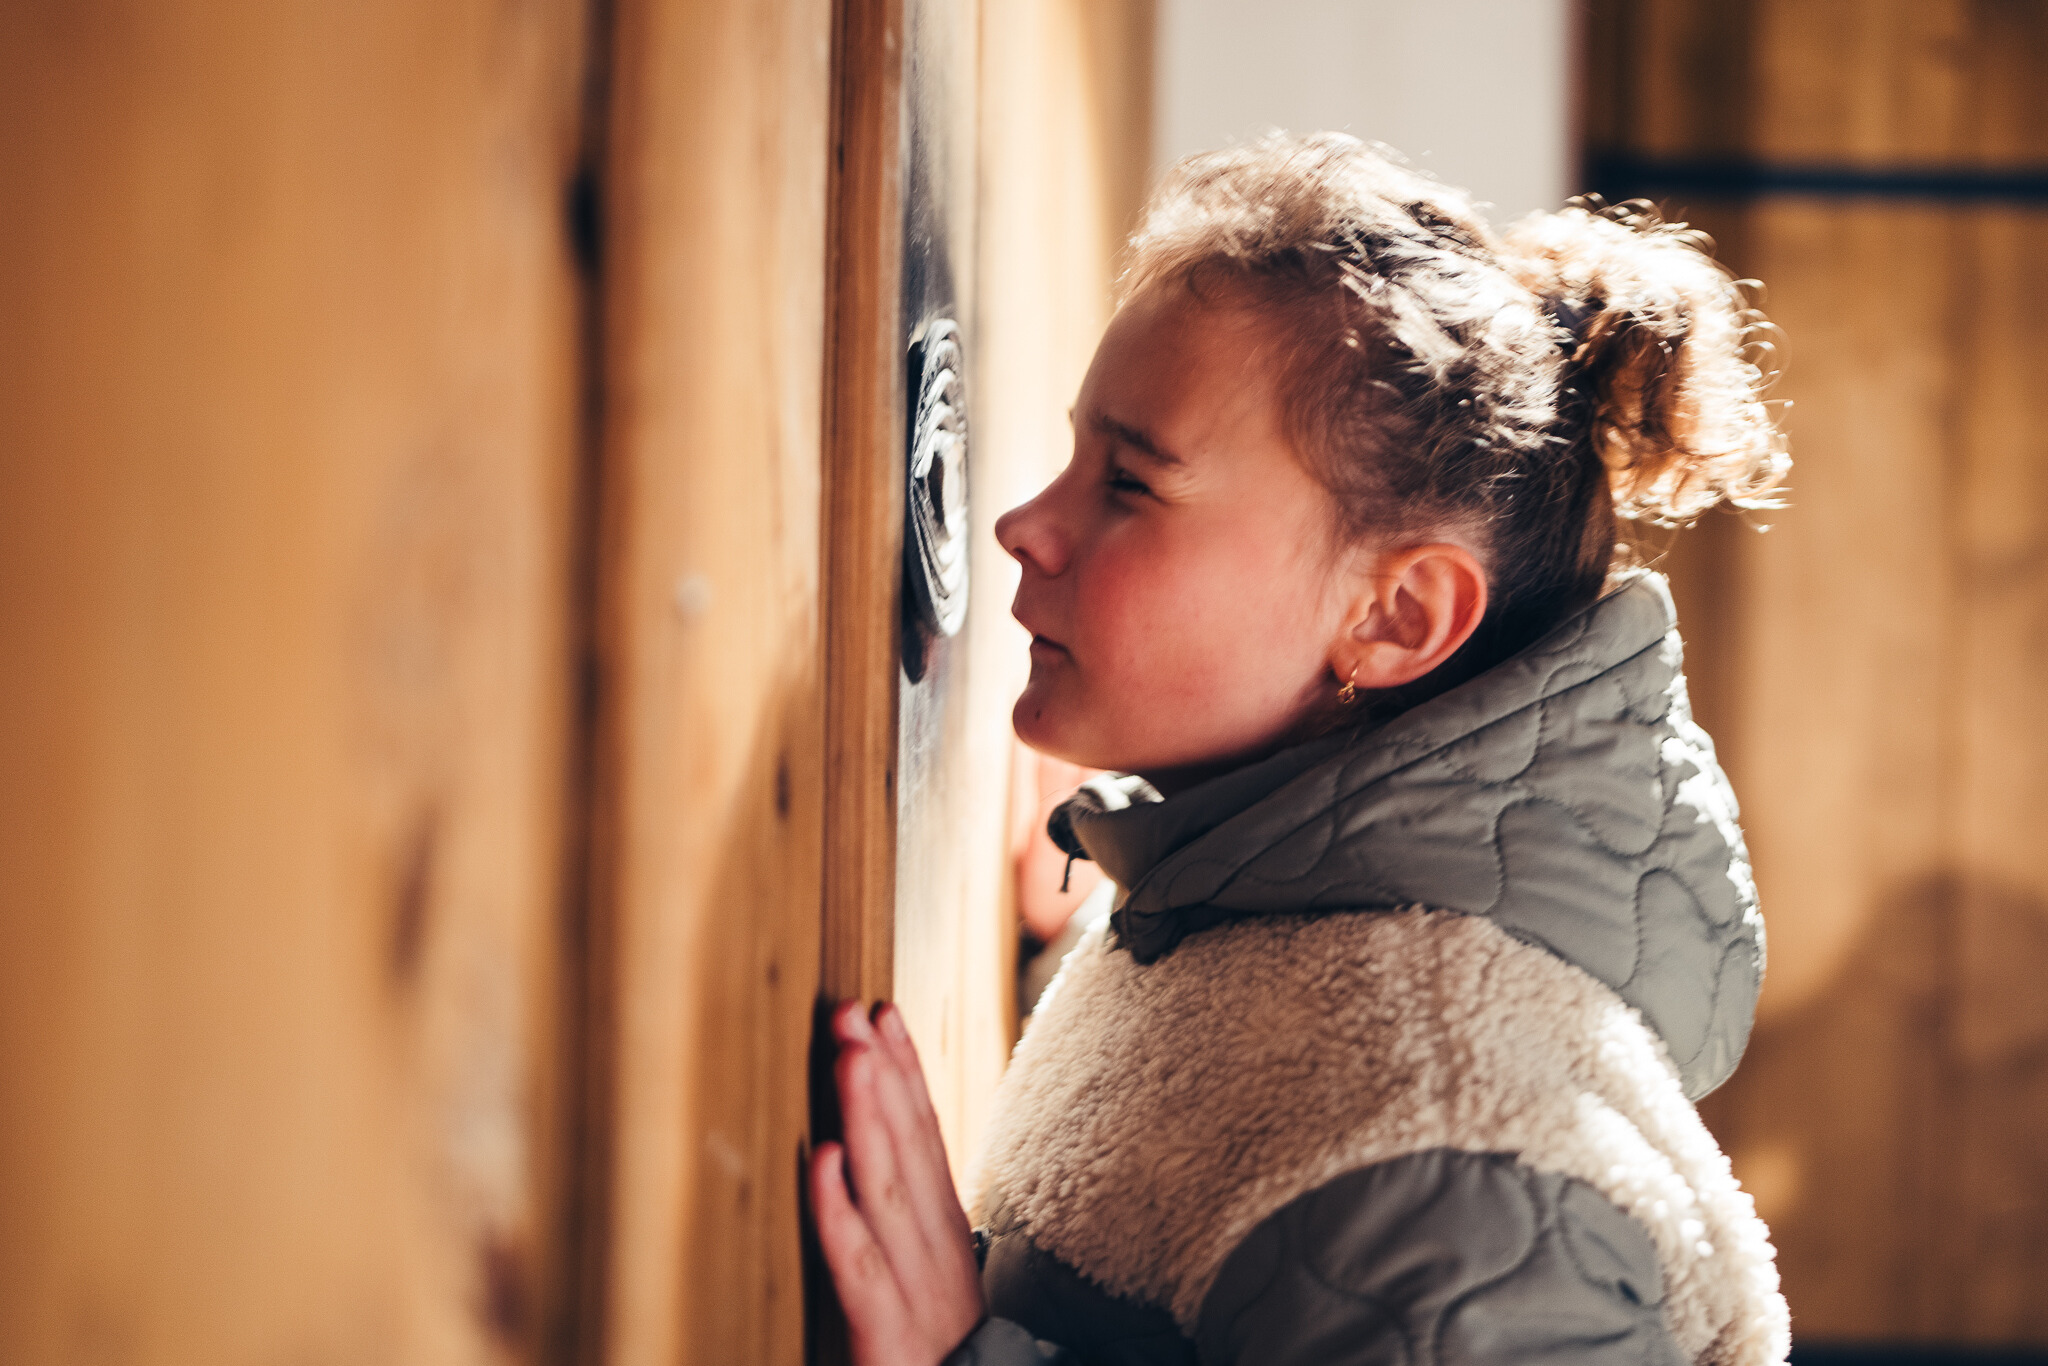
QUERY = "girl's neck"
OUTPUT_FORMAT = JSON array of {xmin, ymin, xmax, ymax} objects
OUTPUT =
[{"xmin": 1137, "ymin": 712, "xmax": 1356, "ymax": 799}]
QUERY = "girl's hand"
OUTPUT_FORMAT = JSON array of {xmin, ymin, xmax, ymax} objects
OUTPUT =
[{"xmin": 811, "ymin": 1001, "xmax": 986, "ymax": 1366}]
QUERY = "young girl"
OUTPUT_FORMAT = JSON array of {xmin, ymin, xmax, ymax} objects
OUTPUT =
[{"xmin": 812, "ymin": 132, "xmax": 1791, "ymax": 1366}]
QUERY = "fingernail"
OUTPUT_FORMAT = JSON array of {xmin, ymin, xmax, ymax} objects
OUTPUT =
[
  {"xmin": 845, "ymin": 1003, "xmax": 875, "ymax": 1041},
  {"xmin": 879, "ymin": 1003, "xmax": 910, "ymax": 1043}
]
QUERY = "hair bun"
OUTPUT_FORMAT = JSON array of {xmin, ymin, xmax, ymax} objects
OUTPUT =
[{"xmin": 1504, "ymin": 197, "xmax": 1787, "ymax": 525}]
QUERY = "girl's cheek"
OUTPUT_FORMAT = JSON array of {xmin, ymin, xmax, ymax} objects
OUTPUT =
[{"xmin": 1073, "ymin": 535, "xmax": 1164, "ymax": 632}]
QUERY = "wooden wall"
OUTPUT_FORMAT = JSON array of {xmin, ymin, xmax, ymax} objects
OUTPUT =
[
  {"xmin": 582, "ymin": 2, "xmax": 832, "ymax": 1365},
  {"xmin": 0, "ymin": 1, "xmax": 591, "ymax": 1361},
  {"xmin": 1590, "ymin": 0, "xmax": 2048, "ymax": 1344},
  {"xmin": 0, "ymin": 1, "xmax": 1153, "ymax": 1362}
]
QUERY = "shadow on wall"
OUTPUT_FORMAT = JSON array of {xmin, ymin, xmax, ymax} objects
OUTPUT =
[{"xmin": 1704, "ymin": 868, "xmax": 2048, "ymax": 1346}]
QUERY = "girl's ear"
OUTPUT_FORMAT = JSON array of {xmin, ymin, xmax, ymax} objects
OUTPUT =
[{"xmin": 1333, "ymin": 543, "xmax": 1489, "ymax": 692}]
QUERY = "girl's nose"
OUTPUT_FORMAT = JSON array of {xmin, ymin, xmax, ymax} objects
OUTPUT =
[{"xmin": 995, "ymin": 487, "xmax": 1068, "ymax": 577}]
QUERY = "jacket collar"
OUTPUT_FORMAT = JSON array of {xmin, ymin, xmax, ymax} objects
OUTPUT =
[{"xmin": 1057, "ymin": 570, "xmax": 1764, "ymax": 1098}]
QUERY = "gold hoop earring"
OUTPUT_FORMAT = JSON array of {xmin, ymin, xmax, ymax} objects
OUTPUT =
[{"xmin": 1337, "ymin": 666, "xmax": 1359, "ymax": 705}]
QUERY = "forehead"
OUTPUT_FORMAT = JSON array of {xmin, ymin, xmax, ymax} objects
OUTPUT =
[{"xmin": 1080, "ymin": 283, "xmax": 1290, "ymax": 455}]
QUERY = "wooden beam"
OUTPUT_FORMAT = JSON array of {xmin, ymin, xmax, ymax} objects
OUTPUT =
[
  {"xmin": 582, "ymin": 1, "xmax": 833, "ymax": 1363},
  {"xmin": 821, "ymin": 0, "xmax": 909, "ymax": 1012}
]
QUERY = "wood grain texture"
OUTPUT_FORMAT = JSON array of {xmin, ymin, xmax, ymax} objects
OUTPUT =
[
  {"xmin": 583, "ymin": 2, "xmax": 832, "ymax": 1364},
  {"xmin": 0, "ymin": 1, "xmax": 591, "ymax": 1361},
  {"xmin": 821, "ymin": 0, "xmax": 909, "ymax": 1012},
  {"xmin": 1589, "ymin": 0, "xmax": 2048, "ymax": 1342},
  {"xmin": 1943, "ymin": 205, "xmax": 2048, "ymax": 1334},
  {"xmin": 0, "ymin": 3, "xmax": 1156, "ymax": 1360}
]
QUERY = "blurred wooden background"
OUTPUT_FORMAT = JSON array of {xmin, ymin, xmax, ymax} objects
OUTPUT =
[
  {"xmin": 0, "ymin": 1, "xmax": 1151, "ymax": 1363},
  {"xmin": 1591, "ymin": 0, "xmax": 2048, "ymax": 1345},
  {"xmin": 0, "ymin": 2, "xmax": 592, "ymax": 1360}
]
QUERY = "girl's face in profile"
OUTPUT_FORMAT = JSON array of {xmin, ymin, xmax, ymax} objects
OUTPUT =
[{"xmin": 997, "ymin": 284, "xmax": 1363, "ymax": 790}]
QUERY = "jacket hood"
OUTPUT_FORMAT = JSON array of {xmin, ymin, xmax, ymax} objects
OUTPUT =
[{"xmin": 1060, "ymin": 570, "xmax": 1763, "ymax": 1098}]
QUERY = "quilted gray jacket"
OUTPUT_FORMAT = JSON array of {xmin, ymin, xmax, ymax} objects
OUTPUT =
[{"xmin": 950, "ymin": 571, "xmax": 1789, "ymax": 1366}]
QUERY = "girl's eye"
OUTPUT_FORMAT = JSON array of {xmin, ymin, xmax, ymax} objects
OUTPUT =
[{"xmin": 1107, "ymin": 465, "xmax": 1152, "ymax": 497}]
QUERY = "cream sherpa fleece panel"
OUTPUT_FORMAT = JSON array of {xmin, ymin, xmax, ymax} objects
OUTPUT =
[{"xmin": 971, "ymin": 910, "xmax": 1789, "ymax": 1366}]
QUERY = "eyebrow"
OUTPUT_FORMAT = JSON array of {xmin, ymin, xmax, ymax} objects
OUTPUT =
[{"xmin": 1088, "ymin": 412, "xmax": 1185, "ymax": 467}]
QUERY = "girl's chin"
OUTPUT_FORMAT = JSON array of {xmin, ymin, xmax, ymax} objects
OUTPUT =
[
  {"xmin": 1010, "ymin": 692, "xmax": 1102, "ymax": 769},
  {"xmin": 1009, "ymin": 692, "xmax": 1063, "ymax": 753}
]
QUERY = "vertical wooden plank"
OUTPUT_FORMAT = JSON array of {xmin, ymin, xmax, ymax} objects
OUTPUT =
[
  {"xmin": 811, "ymin": 8, "xmax": 904, "ymax": 1360},
  {"xmin": 1697, "ymin": 198, "xmax": 1959, "ymax": 1332},
  {"xmin": 1945, "ymin": 204, "xmax": 2048, "ymax": 1339},
  {"xmin": 586, "ymin": 1, "xmax": 833, "ymax": 1364},
  {"xmin": 1928, "ymin": 16, "xmax": 2048, "ymax": 1336},
  {"xmin": 817, "ymin": 0, "xmax": 997, "ymax": 1197},
  {"xmin": 0, "ymin": 2, "xmax": 590, "ymax": 1362},
  {"xmin": 1591, "ymin": 0, "xmax": 2048, "ymax": 1343},
  {"xmin": 821, "ymin": 0, "xmax": 909, "ymax": 1012}
]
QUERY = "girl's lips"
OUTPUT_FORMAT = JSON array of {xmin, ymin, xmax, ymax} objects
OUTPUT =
[{"xmin": 1028, "ymin": 633, "xmax": 1070, "ymax": 657}]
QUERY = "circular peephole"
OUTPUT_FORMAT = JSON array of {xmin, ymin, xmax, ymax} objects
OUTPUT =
[{"xmin": 904, "ymin": 318, "xmax": 969, "ymax": 640}]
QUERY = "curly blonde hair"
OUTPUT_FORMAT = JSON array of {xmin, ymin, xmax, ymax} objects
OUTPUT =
[{"xmin": 1123, "ymin": 132, "xmax": 1786, "ymax": 689}]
